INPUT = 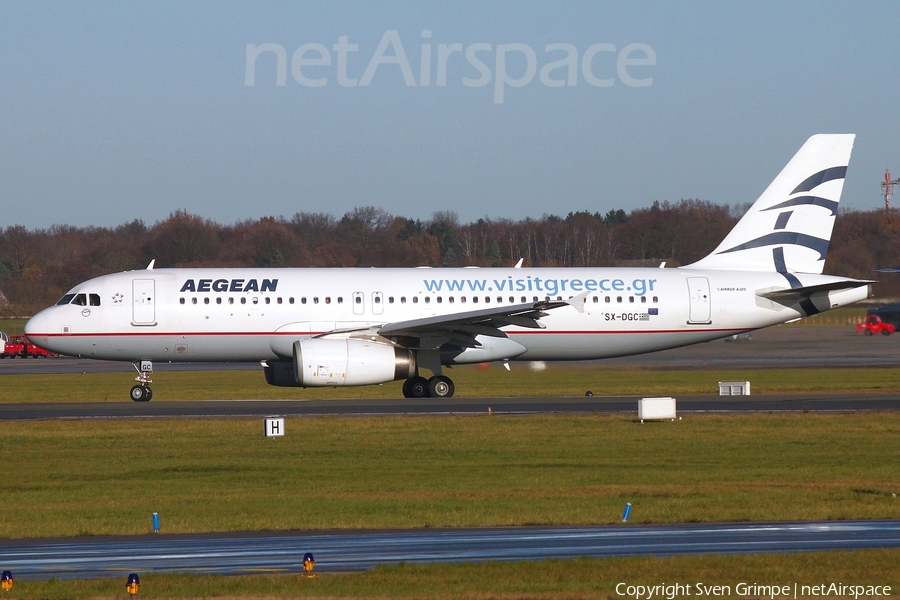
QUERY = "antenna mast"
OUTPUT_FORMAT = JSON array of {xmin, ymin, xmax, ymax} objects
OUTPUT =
[{"xmin": 883, "ymin": 170, "xmax": 900, "ymax": 212}]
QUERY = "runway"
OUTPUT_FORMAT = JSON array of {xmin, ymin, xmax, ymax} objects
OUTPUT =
[
  {"xmin": 2, "ymin": 393, "xmax": 900, "ymax": 420},
  {"xmin": 2, "ymin": 520, "xmax": 899, "ymax": 580}
]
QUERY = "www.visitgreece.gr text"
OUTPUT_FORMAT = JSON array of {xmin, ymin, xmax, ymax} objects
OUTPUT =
[{"xmin": 422, "ymin": 276, "xmax": 658, "ymax": 296}]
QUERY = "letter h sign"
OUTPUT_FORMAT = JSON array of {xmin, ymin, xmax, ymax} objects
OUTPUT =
[{"xmin": 264, "ymin": 417, "xmax": 285, "ymax": 437}]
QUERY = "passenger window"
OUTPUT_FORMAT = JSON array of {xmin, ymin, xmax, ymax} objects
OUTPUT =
[
  {"xmin": 289, "ymin": 297, "xmax": 294, "ymax": 304},
  {"xmin": 338, "ymin": 297, "xmax": 343, "ymax": 304},
  {"xmin": 204, "ymin": 297, "xmax": 210, "ymax": 305},
  {"xmin": 605, "ymin": 296, "xmax": 611, "ymax": 303},
  {"xmin": 228, "ymin": 298, "xmax": 234, "ymax": 305},
  {"xmin": 617, "ymin": 296, "xmax": 622, "ymax": 303},
  {"xmin": 325, "ymin": 297, "xmax": 331, "ymax": 304},
  {"xmin": 641, "ymin": 296, "xmax": 647, "ymax": 303},
  {"xmin": 240, "ymin": 297, "xmax": 246, "ymax": 305},
  {"xmin": 265, "ymin": 297, "xmax": 271, "ymax": 304},
  {"xmin": 436, "ymin": 297, "xmax": 442, "ymax": 303},
  {"xmin": 425, "ymin": 297, "xmax": 431, "ymax": 304},
  {"xmin": 355, "ymin": 296, "xmax": 361, "ymax": 304},
  {"xmin": 484, "ymin": 297, "xmax": 490, "ymax": 303},
  {"xmin": 217, "ymin": 298, "xmax": 222, "ymax": 305},
  {"xmin": 473, "ymin": 297, "xmax": 479, "ymax": 304},
  {"xmin": 313, "ymin": 297, "xmax": 319, "ymax": 304},
  {"xmin": 521, "ymin": 296, "xmax": 527, "ymax": 303},
  {"xmin": 653, "ymin": 296, "xmax": 658, "ymax": 303},
  {"xmin": 277, "ymin": 297, "xmax": 282, "ymax": 304},
  {"xmin": 448, "ymin": 297, "xmax": 454, "ymax": 303},
  {"xmin": 592, "ymin": 296, "xmax": 598, "ymax": 303},
  {"xmin": 629, "ymin": 296, "xmax": 634, "ymax": 303},
  {"xmin": 388, "ymin": 297, "xmax": 394, "ymax": 304},
  {"xmin": 179, "ymin": 298, "xmax": 185, "ymax": 305},
  {"xmin": 412, "ymin": 297, "xmax": 418, "ymax": 304},
  {"xmin": 192, "ymin": 298, "xmax": 198, "ymax": 305},
  {"xmin": 401, "ymin": 297, "xmax": 407, "ymax": 303}
]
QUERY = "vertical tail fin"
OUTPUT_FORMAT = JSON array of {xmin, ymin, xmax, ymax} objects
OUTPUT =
[{"xmin": 688, "ymin": 134, "xmax": 855, "ymax": 274}]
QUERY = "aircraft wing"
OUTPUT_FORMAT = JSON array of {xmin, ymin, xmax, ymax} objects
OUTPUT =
[{"xmin": 376, "ymin": 299, "xmax": 572, "ymax": 348}]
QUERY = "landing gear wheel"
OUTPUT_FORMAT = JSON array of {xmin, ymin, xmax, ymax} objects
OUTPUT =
[
  {"xmin": 130, "ymin": 385, "xmax": 151, "ymax": 402},
  {"xmin": 403, "ymin": 376, "xmax": 429, "ymax": 398},
  {"xmin": 427, "ymin": 375, "xmax": 455, "ymax": 398}
]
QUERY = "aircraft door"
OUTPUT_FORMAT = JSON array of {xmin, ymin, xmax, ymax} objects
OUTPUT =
[
  {"xmin": 372, "ymin": 291, "xmax": 384, "ymax": 315},
  {"xmin": 686, "ymin": 277, "xmax": 711, "ymax": 324},
  {"xmin": 352, "ymin": 292, "xmax": 364, "ymax": 315},
  {"xmin": 132, "ymin": 279, "xmax": 156, "ymax": 325}
]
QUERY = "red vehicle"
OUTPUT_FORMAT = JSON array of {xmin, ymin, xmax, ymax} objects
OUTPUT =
[
  {"xmin": 0, "ymin": 335, "xmax": 54, "ymax": 358},
  {"xmin": 25, "ymin": 338, "xmax": 53, "ymax": 357},
  {"xmin": 1, "ymin": 335, "xmax": 26, "ymax": 358},
  {"xmin": 857, "ymin": 314, "xmax": 896, "ymax": 336}
]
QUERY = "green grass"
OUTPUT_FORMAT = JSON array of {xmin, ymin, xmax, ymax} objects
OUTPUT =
[
  {"xmin": 4, "ymin": 550, "xmax": 899, "ymax": 599},
  {"xmin": 1, "ymin": 414, "xmax": 898, "ymax": 539},
  {"xmin": 0, "ymin": 318, "xmax": 27, "ymax": 336},
  {"xmin": 3, "ymin": 365, "xmax": 900, "ymax": 403}
]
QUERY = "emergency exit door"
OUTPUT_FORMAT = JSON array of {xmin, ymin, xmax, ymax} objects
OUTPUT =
[{"xmin": 686, "ymin": 277, "xmax": 711, "ymax": 324}]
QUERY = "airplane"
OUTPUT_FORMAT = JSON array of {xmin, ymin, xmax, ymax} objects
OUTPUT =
[{"xmin": 24, "ymin": 134, "xmax": 871, "ymax": 402}]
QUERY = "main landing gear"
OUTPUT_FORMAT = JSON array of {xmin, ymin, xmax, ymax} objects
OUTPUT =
[
  {"xmin": 130, "ymin": 360, "xmax": 153, "ymax": 402},
  {"xmin": 402, "ymin": 375, "xmax": 455, "ymax": 398}
]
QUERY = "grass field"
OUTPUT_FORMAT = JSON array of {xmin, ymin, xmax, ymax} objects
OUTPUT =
[
  {"xmin": 2, "ymin": 414, "xmax": 898, "ymax": 538},
  {"xmin": 3, "ymin": 365, "xmax": 900, "ymax": 403},
  {"xmin": 3, "ymin": 313, "xmax": 899, "ymax": 598},
  {"xmin": 4, "ymin": 550, "xmax": 899, "ymax": 599}
]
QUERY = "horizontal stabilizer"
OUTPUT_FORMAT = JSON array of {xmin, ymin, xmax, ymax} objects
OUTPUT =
[{"xmin": 757, "ymin": 279, "xmax": 873, "ymax": 303}]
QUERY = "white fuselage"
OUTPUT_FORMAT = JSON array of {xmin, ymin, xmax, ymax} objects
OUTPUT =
[{"xmin": 24, "ymin": 266, "xmax": 867, "ymax": 364}]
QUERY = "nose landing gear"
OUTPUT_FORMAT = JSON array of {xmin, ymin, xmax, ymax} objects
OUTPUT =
[{"xmin": 130, "ymin": 360, "xmax": 153, "ymax": 402}]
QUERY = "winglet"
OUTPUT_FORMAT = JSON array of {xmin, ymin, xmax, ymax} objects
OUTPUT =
[
  {"xmin": 146, "ymin": 259, "xmax": 156, "ymax": 270},
  {"xmin": 513, "ymin": 258, "xmax": 524, "ymax": 268}
]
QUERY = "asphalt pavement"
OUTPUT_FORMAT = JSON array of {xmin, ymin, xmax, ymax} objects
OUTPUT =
[{"xmin": 3, "ymin": 520, "xmax": 899, "ymax": 580}]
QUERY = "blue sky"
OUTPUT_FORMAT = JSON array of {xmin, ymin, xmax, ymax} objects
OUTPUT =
[{"xmin": 2, "ymin": 1, "xmax": 898, "ymax": 228}]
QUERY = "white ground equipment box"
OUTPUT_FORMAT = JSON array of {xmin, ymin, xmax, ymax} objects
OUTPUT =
[
  {"xmin": 638, "ymin": 397, "xmax": 677, "ymax": 422},
  {"xmin": 718, "ymin": 381, "xmax": 751, "ymax": 395}
]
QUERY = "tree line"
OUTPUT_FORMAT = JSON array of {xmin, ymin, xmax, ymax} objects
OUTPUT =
[{"xmin": 2, "ymin": 201, "xmax": 898, "ymax": 315}]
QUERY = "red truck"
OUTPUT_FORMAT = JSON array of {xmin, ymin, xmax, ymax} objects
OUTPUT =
[
  {"xmin": 0, "ymin": 334, "xmax": 54, "ymax": 358},
  {"xmin": 857, "ymin": 314, "xmax": 895, "ymax": 336}
]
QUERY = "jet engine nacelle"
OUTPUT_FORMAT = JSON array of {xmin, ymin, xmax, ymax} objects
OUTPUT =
[{"xmin": 262, "ymin": 338, "xmax": 415, "ymax": 387}]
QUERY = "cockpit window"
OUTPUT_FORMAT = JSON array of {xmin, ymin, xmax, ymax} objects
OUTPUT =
[
  {"xmin": 89, "ymin": 294, "xmax": 101, "ymax": 306},
  {"xmin": 56, "ymin": 294, "xmax": 76, "ymax": 306},
  {"xmin": 72, "ymin": 294, "xmax": 88, "ymax": 306}
]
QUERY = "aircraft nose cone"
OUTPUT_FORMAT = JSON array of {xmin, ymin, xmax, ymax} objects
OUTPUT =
[{"xmin": 24, "ymin": 312, "xmax": 49, "ymax": 344}]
